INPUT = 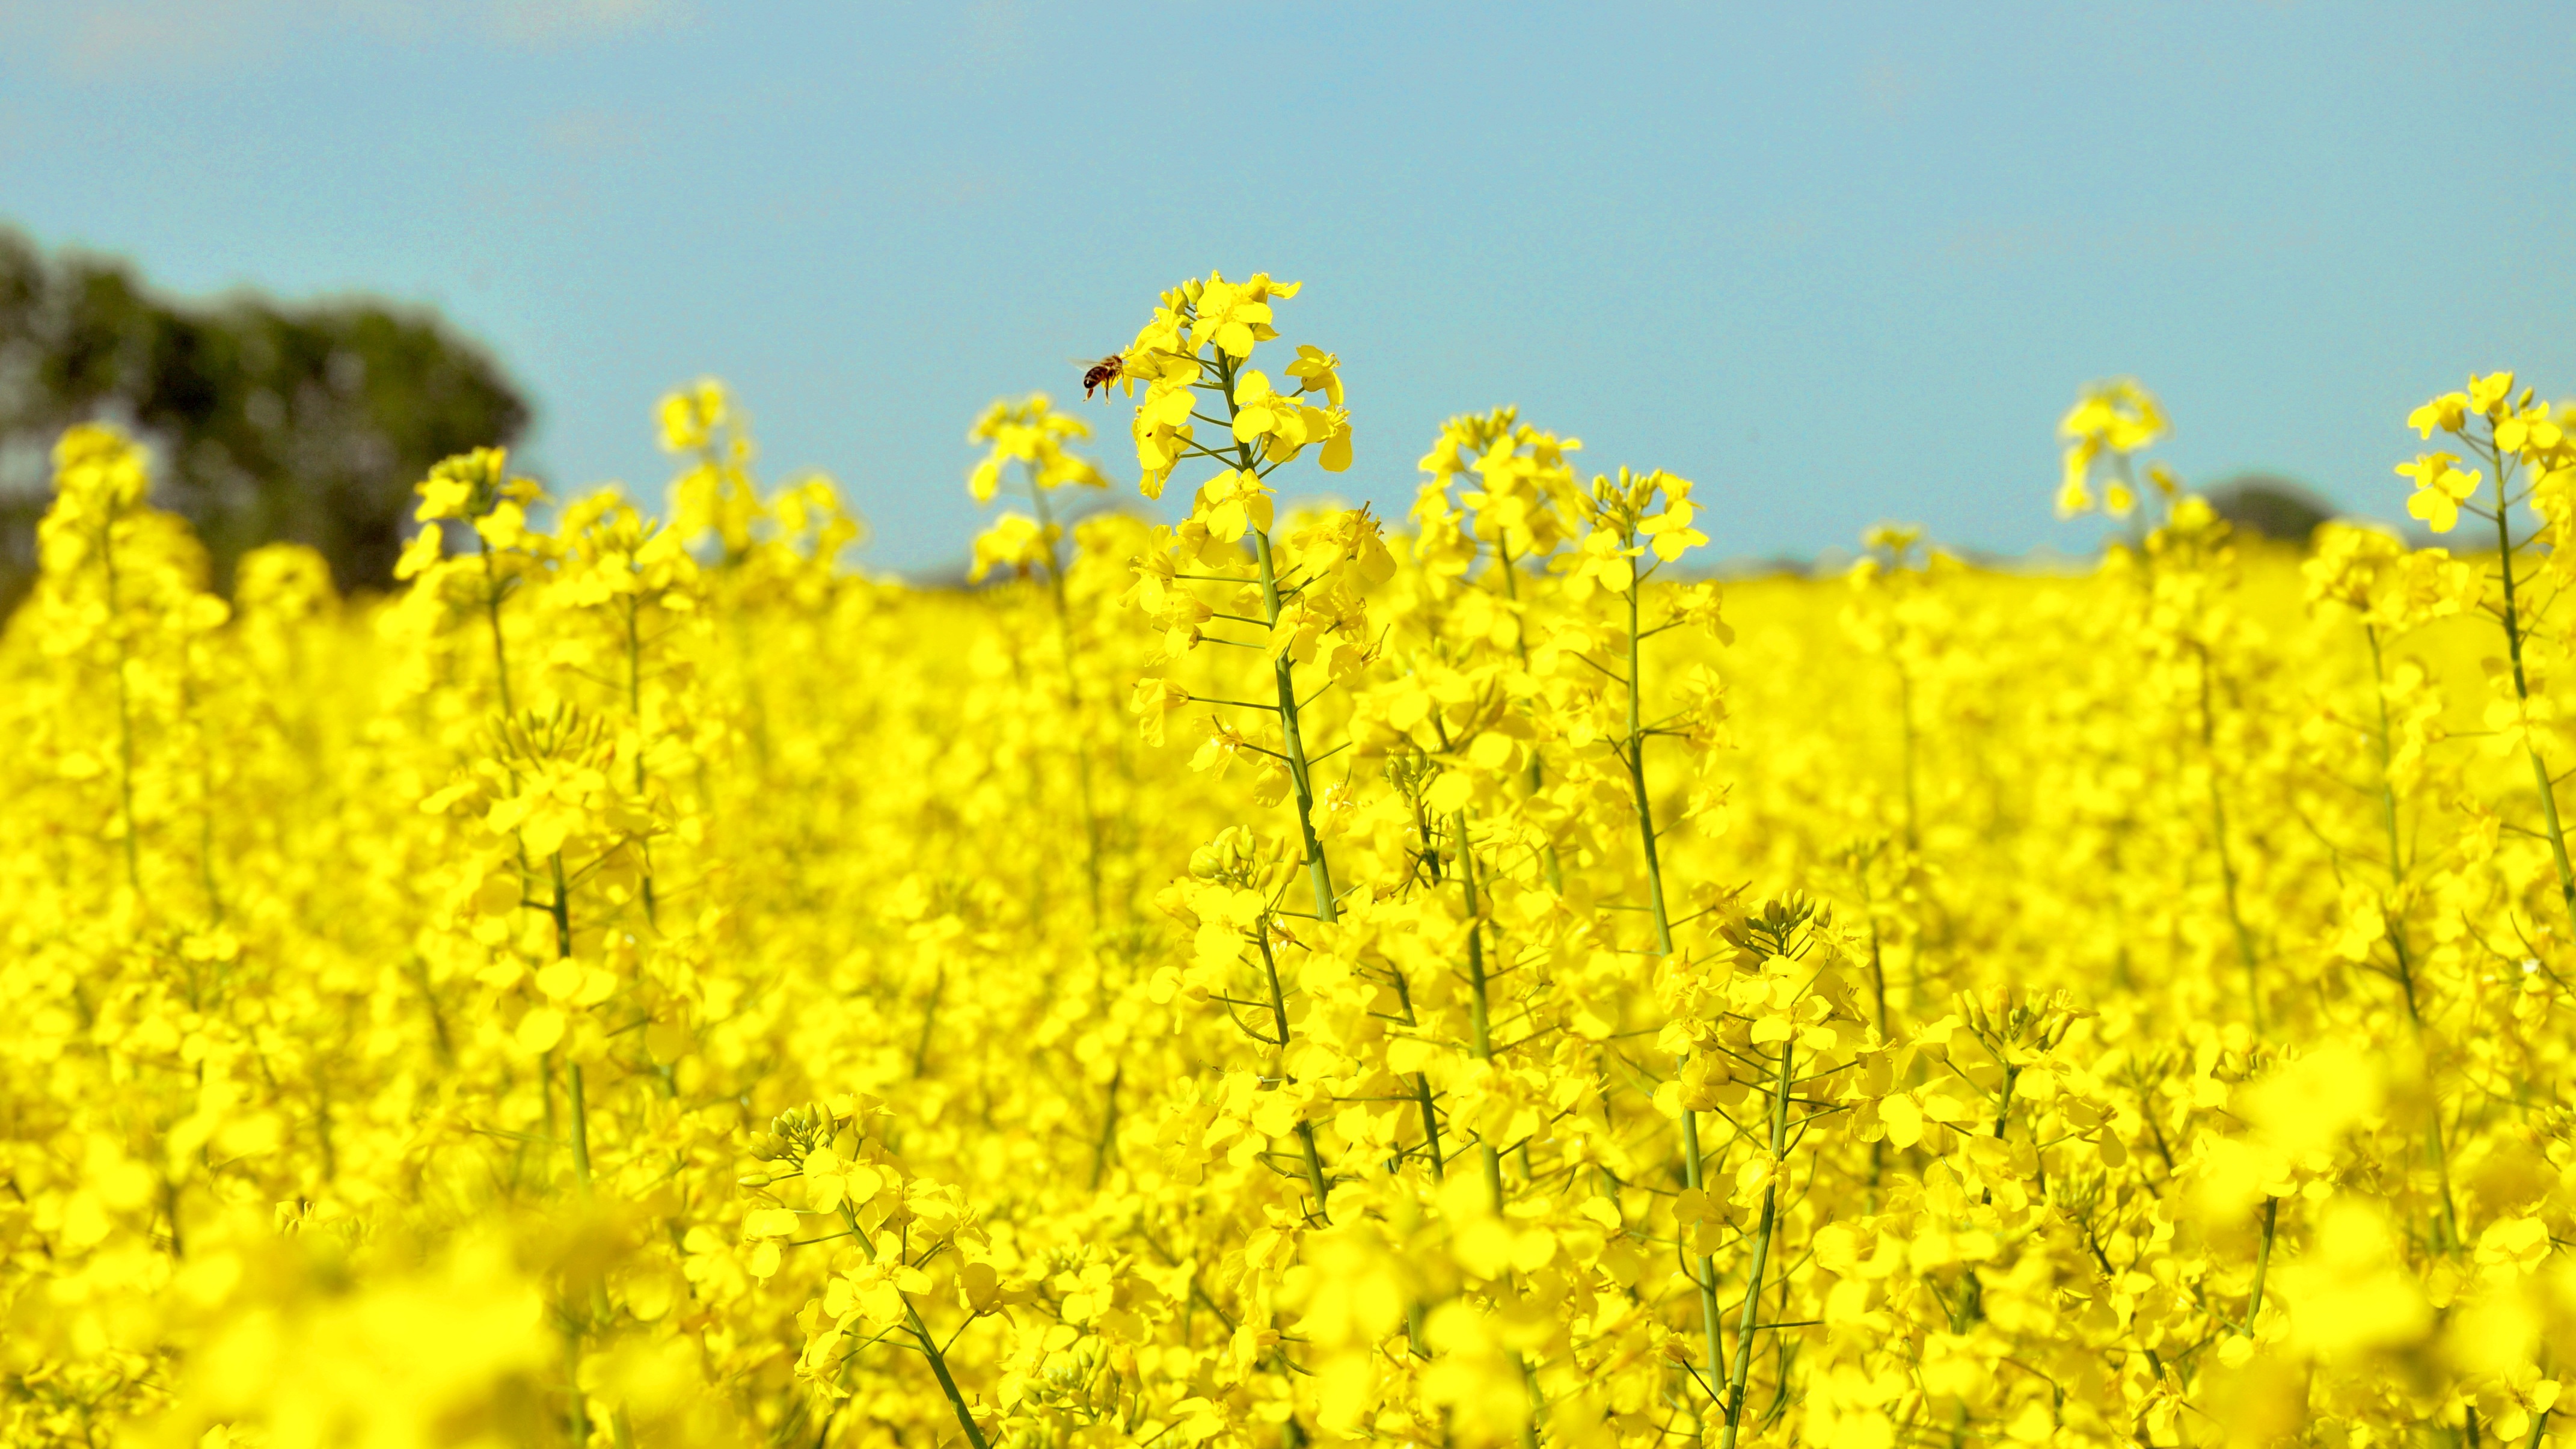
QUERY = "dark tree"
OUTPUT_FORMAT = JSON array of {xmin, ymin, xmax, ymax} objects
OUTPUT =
[
  {"xmin": 2203, "ymin": 473, "xmax": 2338, "ymax": 545},
  {"xmin": 0, "ymin": 228, "xmax": 530, "ymax": 602}
]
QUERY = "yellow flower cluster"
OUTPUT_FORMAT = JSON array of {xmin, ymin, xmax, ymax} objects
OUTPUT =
[{"xmin": 7, "ymin": 282, "xmax": 2576, "ymax": 1449}]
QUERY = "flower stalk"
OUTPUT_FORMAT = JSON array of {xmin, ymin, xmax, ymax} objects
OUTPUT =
[{"xmin": 1717, "ymin": 1038, "xmax": 1794, "ymax": 1449}]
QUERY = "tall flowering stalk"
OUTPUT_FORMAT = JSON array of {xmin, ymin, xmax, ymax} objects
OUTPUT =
[
  {"xmin": 2061, "ymin": 380, "xmax": 2267, "ymax": 1028},
  {"xmin": 1121, "ymin": 274, "xmax": 1369, "ymax": 919},
  {"xmin": 1118, "ymin": 272, "xmax": 1384, "ymax": 1222},
  {"xmin": 2400, "ymin": 372, "xmax": 2576, "ymax": 928}
]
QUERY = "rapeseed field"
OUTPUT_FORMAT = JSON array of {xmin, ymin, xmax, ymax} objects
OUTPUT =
[{"xmin": 5, "ymin": 272, "xmax": 2572, "ymax": 1448}]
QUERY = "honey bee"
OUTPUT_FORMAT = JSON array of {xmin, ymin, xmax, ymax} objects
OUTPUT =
[{"xmin": 1079, "ymin": 354, "xmax": 1125, "ymax": 400}]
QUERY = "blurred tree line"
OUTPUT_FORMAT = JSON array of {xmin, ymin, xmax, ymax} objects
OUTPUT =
[
  {"xmin": 2205, "ymin": 473, "xmax": 2336, "ymax": 543},
  {"xmin": 0, "ymin": 228, "xmax": 528, "ymax": 608}
]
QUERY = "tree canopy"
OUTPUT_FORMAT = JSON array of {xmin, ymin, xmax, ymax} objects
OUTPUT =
[
  {"xmin": 0, "ymin": 229, "xmax": 529, "ymax": 602},
  {"xmin": 2203, "ymin": 472, "xmax": 2339, "ymax": 544}
]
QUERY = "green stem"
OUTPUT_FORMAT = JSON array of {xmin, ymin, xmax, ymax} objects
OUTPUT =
[
  {"xmin": 1625, "ymin": 569, "xmax": 1673, "ymax": 954},
  {"xmin": 1861, "ymin": 871, "xmax": 1891, "ymax": 1043},
  {"xmin": 563, "ymin": 1317, "xmax": 589, "ymax": 1446},
  {"xmin": 1295, "ymin": 1121, "xmax": 1332, "ymax": 1220},
  {"xmin": 1618, "ymin": 536, "xmax": 1720, "ymax": 1415},
  {"xmin": 1456, "ymin": 810, "xmax": 1508, "ymax": 1214},
  {"xmin": 1255, "ymin": 927, "xmax": 1331, "ymax": 1219},
  {"xmin": 1680, "ymin": 1105, "xmax": 1726, "ymax": 1419},
  {"xmin": 911, "ymin": 966, "xmax": 943, "ymax": 1079},
  {"xmin": 1415, "ymin": 1073, "xmax": 1446, "ymax": 1177},
  {"xmin": 1196, "ymin": 349, "xmax": 1340, "ymax": 1224},
  {"xmin": 539, "ymin": 1050, "xmax": 560, "ymax": 1158},
  {"xmin": 903, "ymin": 1295, "xmax": 990, "ymax": 1449},
  {"xmin": 1090, "ymin": 1065, "xmax": 1122, "ymax": 1190},
  {"xmin": 2243, "ymin": 1194, "xmax": 2280, "ymax": 1334},
  {"xmin": 548, "ymin": 851, "xmax": 592, "ymax": 1195},
  {"xmin": 2365, "ymin": 625, "xmax": 2460, "ymax": 1250},
  {"xmin": 548, "ymin": 851, "xmax": 574, "ymax": 960},
  {"xmin": 836, "ymin": 1205, "xmax": 992, "ymax": 1449},
  {"xmin": 1255, "ymin": 524, "xmax": 1336, "ymax": 922},
  {"xmin": 1215, "ymin": 351, "xmax": 1337, "ymax": 923},
  {"xmin": 161, "ymin": 1174, "xmax": 185, "ymax": 1259},
  {"xmin": 2488, "ymin": 446, "xmax": 2576, "ymax": 929},
  {"xmin": 1455, "ymin": 806, "xmax": 1541, "ymax": 1448},
  {"xmin": 1256, "ymin": 924, "xmax": 1294, "ymax": 1050},
  {"xmin": 1718, "ymin": 1039, "xmax": 1795, "ymax": 1449},
  {"xmin": 569, "ymin": 1064, "xmax": 592, "ymax": 1195}
]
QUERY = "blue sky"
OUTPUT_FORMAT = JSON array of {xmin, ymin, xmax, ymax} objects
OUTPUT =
[{"xmin": 1, "ymin": 1, "xmax": 2569, "ymax": 571}]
